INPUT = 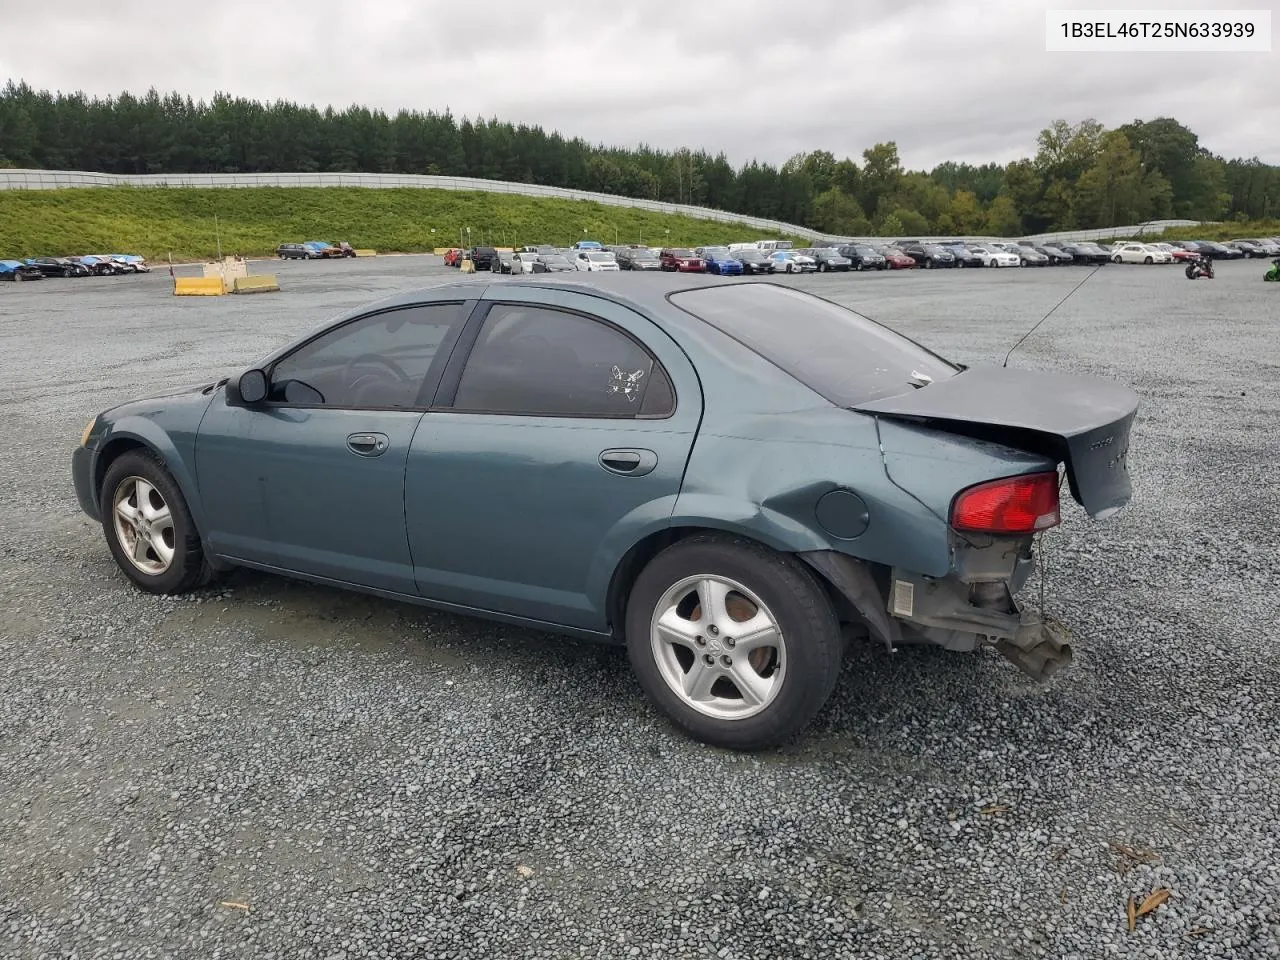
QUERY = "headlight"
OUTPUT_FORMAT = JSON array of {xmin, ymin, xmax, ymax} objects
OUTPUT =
[{"xmin": 80, "ymin": 417, "xmax": 97, "ymax": 447}]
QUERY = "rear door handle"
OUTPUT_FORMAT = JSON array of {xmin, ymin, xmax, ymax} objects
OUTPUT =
[
  {"xmin": 599, "ymin": 448, "xmax": 657, "ymax": 477},
  {"xmin": 347, "ymin": 432, "xmax": 389, "ymax": 457}
]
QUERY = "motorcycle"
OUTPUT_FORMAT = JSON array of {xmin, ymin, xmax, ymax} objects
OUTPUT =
[
  {"xmin": 1265, "ymin": 257, "xmax": 1280, "ymax": 282},
  {"xmin": 1185, "ymin": 255, "xmax": 1215, "ymax": 280}
]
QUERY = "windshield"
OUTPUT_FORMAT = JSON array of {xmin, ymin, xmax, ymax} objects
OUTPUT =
[
  {"xmin": 735, "ymin": 249, "xmax": 762, "ymax": 259},
  {"xmin": 631, "ymin": 251, "xmax": 658, "ymax": 260},
  {"xmin": 541, "ymin": 256, "xmax": 571, "ymax": 265},
  {"xmin": 853, "ymin": 246, "xmax": 877, "ymax": 256},
  {"xmin": 586, "ymin": 252, "xmax": 615, "ymax": 261},
  {"xmin": 669, "ymin": 249, "xmax": 695, "ymax": 257},
  {"xmin": 668, "ymin": 284, "xmax": 959, "ymax": 406},
  {"xmin": 702, "ymin": 247, "xmax": 730, "ymax": 258},
  {"xmin": 923, "ymin": 245, "xmax": 947, "ymax": 254}
]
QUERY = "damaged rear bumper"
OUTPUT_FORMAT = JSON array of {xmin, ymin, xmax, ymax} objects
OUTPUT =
[
  {"xmin": 802, "ymin": 537, "xmax": 1074, "ymax": 682},
  {"xmin": 887, "ymin": 566, "xmax": 1073, "ymax": 681}
]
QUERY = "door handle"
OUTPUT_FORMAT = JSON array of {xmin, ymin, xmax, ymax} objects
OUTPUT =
[
  {"xmin": 599, "ymin": 448, "xmax": 657, "ymax": 477},
  {"xmin": 347, "ymin": 432, "xmax": 389, "ymax": 457}
]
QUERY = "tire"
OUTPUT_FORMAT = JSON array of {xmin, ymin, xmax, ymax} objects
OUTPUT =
[
  {"xmin": 14, "ymin": 271, "xmax": 23, "ymax": 282},
  {"xmin": 1144, "ymin": 256, "xmax": 1153, "ymax": 265},
  {"xmin": 924, "ymin": 259, "xmax": 933, "ymax": 269},
  {"xmin": 625, "ymin": 534, "xmax": 844, "ymax": 750},
  {"xmin": 1112, "ymin": 255, "xmax": 1122, "ymax": 264},
  {"xmin": 100, "ymin": 449, "xmax": 212, "ymax": 595},
  {"xmin": 1185, "ymin": 264, "xmax": 1196, "ymax": 279}
]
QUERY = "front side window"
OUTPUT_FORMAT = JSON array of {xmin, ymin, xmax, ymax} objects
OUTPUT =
[
  {"xmin": 452, "ymin": 304, "xmax": 673, "ymax": 418},
  {"xmin": 268, "ymin": 303, "xmax": 465, "ymax": 408}
]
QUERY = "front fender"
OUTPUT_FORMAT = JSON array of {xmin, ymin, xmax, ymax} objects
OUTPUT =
[{"xmin": 91, "ymin": 417, "xmax": 208, "ymax": 532}]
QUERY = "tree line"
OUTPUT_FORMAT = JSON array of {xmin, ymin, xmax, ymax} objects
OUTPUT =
[{"xmin": 1, "ymin": 80, "xmax": 1276, "ymax": 236}]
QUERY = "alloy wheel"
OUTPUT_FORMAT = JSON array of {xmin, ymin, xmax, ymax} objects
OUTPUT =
[
  {"xmin": 650, "ymin": 575, "xmax": 786, "ymax": 721},
  {"xmin": 112, "ymin": 476, "xmax": 177, "ymax": 575}
]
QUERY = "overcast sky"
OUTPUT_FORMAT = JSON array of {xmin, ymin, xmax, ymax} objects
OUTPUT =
[{"xmin": 2, "ymin": 0, "xmax": 1275, "ymax": 171}]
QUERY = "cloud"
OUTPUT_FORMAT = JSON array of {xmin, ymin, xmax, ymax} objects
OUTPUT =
[{"xmin": 0, "ymin": 0, "xmax": 1273, "ymax": 170}]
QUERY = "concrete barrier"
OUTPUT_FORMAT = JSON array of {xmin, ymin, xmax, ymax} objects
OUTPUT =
[
  {"xmin": 353, "ymin": 249, "xmax": 377, "ymax": 257},
  {"xmin": 433, "ymin": 247, "xmax": 454, "ymax": 255},
  {"xmin": 232, "ymin": 274, "xmax": 281, "ymax": 294},
  {"xmin": 174, "ymin": 277, "xmax": 226, "ymax": 296},
  {"xmin": 204, "ymin": 258, "xmax": 247, "ymax": 283},
  {"xmin": 459, "ymin": 259, "xmax": 475, "ymax": 273}
]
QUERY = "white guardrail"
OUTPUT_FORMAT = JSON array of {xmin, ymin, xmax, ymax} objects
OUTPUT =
[{"xmin": 0, "ymin": 169, "xmax": 1203, "ymax": 244}]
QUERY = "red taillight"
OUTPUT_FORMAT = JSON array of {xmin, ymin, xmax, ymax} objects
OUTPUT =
[{"xmin": 950, "ymin": 472, "xmax": 1061, "ymax": 535}]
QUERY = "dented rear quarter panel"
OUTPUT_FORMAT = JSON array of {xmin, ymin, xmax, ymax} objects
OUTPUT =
[{"xmin": 655, "ymin": 297, "xmax": 1056, "ymax": 579}]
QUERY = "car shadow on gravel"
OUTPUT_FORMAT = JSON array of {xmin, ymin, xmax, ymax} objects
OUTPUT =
[{"xmin": 171, "ymin": 565, "xmax": 1038, "ymax": 756}]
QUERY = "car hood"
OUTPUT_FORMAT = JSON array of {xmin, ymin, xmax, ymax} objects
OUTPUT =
[
  {"xmin": 104, "ymin": 378, "xmax": 224, "ymax": 417},
  {"xmin": 852, "ymin": 363, "xmax": 1139, "ymax": 519}
]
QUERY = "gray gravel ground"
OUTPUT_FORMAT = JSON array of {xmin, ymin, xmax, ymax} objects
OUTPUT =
[{"xmin": 1, "ymin": 255, "xmax": 1278, "ymax": 959}]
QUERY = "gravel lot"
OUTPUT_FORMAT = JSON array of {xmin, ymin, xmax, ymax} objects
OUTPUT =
[{"xmin": 2, "ymin": 255, "xmax": 1277, "ymax": 959}]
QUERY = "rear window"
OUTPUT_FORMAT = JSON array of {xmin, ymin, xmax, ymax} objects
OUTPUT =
[{"xmin": 668, "ymin": 284, "xmax": 959, "ymax": 405}]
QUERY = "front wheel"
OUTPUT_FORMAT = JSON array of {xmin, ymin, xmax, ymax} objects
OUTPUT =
[
  {"xmin": 626, "ymin": 536, "xmax": 844, "ymax": 750},
  {"xmin": 1112, "ymin": 255, "xmax": 1122, "ymax": 264},
  {"xmin": 1185, "ymin": 264, "xmax": 1196, "ymax": 279},
  {"xmin": 100, "ymin": 450, "xmax": 212, "ymax": 595},
  {"xmin": 1144, "ymin": 256, "xmax": 1154, "ymax": 264}
]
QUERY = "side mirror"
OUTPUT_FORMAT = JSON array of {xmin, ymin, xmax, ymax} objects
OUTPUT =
[{"xmin": 227, "ymin": 368, "xmax": 268, "ymax": 406}]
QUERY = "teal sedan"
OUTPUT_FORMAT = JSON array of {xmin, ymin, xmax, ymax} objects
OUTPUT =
[{"xmin": 72, "ymin": 275, "xmax": 1139, "ymax": 749}]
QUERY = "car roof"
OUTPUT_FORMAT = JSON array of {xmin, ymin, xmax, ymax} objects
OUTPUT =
[
  {"xmin": 342, "ymin": 272, "xmax": 736, "ymax": 317},
  {"xmin": 263, "ymin": 274, "xmax": 749, "ymax": 359}
]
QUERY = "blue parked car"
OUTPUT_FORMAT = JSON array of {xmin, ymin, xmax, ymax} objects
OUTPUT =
[
  {"xmin": 71, "ymin": 275, "xmax": 1138, "ymax": 749},
  {"xmin": 696, "ymin": 246, "xmax": 745, "ymax": 276},
  {"xmin": 1, "ymin": 259, "xmax": 44, "ymax": 281}
]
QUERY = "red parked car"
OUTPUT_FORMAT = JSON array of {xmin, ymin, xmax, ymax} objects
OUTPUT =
[
  {"xmin": 880, "ymin": 246, "xmax": 918, "ymax": 269},
  {"xmin": 659, "ymin": 247, "xmax": 706, "ymax": 272},
  {"xmin": 443, "ymin": 248, "xmax": 464, "ymax": 267},
  {"xmin": 1150, "ymin": 242, "xmax": 1197, "ymax": 263}
]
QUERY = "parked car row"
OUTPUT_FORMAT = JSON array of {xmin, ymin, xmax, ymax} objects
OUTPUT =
[
  {"xmin": 435, "ymin": 236, "xmax": 1264, "ymax": 277},
  {"xmin": 0, "ymin": 254, "xmax": 150, "ymax": 281},
  {"xmin": 275, "ymin": 241, "xmax": 356, "ymax": 259},
  {"xmin": 434, "ymin": 233, "xmax": 1280, "ymax": 279}
]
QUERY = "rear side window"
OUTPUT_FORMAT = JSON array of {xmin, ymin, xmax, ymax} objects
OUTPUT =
[
  {"xmin": 452, "ymin": 304, "xmax": 674, "ymax": 418},
  {"xmin": 668, "ymin": 284, "xmax": 958, "ymax": 406}
]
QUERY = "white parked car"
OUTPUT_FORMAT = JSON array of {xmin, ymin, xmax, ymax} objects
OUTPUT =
[
  {"xmin": 767, "ymin": 250, "xmax": 817, "ymax": 273},
  {"xmin": 573, "ymin": 250, "xmax": 620, "ymax": 272},
  {"xmin": 1111, "ymin": 242, "xmax": 1172, "ymax": 264},
  {"xmin": 510, "ymin": 252, "xmax": 542, "ymax": 274},
  {"xmin": 967, "ymin": 244, "xmax": 1021, "ymax": 268}
]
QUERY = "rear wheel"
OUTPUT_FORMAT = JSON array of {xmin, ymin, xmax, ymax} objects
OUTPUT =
[
  {"xmin": 1144, "ymin": 256, "xmax": 1154, "ymax": 264},
  {"xmin": 100, "ymin": 450, "xmax": 211, "ymax": 595},
  {"xmin": 626, "ymin": 535, "xmax": 844, "ymax": 750}
]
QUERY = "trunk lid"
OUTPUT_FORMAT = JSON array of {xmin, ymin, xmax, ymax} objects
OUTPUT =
[{"xmin": 852, "ymin": 363, "xmax": 1139, "ymax": 519}]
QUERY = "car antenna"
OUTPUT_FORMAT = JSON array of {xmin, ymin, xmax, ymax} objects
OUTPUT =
[{"xmin": 1002, "ymin": 262, "xmax": 1104, "ymax": 367}]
